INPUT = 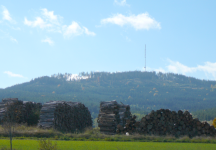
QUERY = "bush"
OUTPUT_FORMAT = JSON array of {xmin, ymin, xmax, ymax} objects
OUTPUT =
[
  {"xmin": 38, "ymin": 139, "xmax": 58, "ymax": 150},
  {"xmin": 213, "ymin": 118, "xmax": 216, "ymax": 128}
]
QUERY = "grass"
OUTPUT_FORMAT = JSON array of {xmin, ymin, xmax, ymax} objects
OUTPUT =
[
  {"xmin": 0, "ymin": 125, "xmax": 61, "ymax": 138},
  {"xmin": 0, "ymin": 125, "xmax": 216, "ymax": 144},
  {"xmin": 0, "ymin": 140, "xmax": 216, "ymax": 150}
]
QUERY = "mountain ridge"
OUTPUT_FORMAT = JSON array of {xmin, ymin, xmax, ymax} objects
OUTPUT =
[{"xmin": 1, "ymin": 71, "xmax": 216, "ymax": 120}]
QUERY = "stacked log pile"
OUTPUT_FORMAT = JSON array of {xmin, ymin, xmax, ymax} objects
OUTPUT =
[
  {"xmin": 38, "ymin": 101, "xmax": 60, "ymax": 129},
  {"xmin": 116, "ymin": 115, "xmax": 139, "ymax": 134},
  {"xmin": 0, "ymin": 98, "xmax": 24, "ymax": 124},
  {"xmin": 0, "ymin": 98, "xmax": 42, "ymax": 125},
  {"xmin": 38, "ymin": 101, "xmax": 92, "ymax": 132},
  {"xmin": 97, "ymin": 100, "xmax": 120, "ymax": 134},
  {"xmin": 54, "ymin": 102, "xmax": 92, "ymax": 132},
  {"xmin": 118, "ymin": 104, "xmax": 132, "ymax": 126},
  {"xmin": 138, "ymin": 109, "xmax": 216, "ymax": 137},
  {"xmin": 0, "ymin": 101, "xmax": 5, "ymax": 124}
]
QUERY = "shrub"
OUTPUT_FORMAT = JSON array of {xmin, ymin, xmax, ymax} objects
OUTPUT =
[
  {"xmin": 213, "ymin": 118, "xmax": 216, "ymax": 128},
  {"xmin": 38, "ymin": 139, "xmax": 58, "ymax": 150}
]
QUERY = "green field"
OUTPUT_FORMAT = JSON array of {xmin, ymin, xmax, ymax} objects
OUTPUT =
[{"xmin": 0, "ymin": 140, "xmax": 215, "ymax": 150}]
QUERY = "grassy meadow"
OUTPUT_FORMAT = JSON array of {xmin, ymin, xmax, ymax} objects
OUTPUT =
[
  {"xmin": 0, "ymin": 140, "xmax": 216, "ymax": 150},
  {"xmin": 0, "ymin": 126, "xmax": 216, "ymax": 150}
]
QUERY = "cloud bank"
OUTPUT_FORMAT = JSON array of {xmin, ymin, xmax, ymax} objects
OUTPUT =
[
  {"xmin": 101, "ymin": 13, "xmax": 161, "ymax": 30},
  {"xmin": 148, "ymin": 59, "xmax": 216, "ymax": 80}
]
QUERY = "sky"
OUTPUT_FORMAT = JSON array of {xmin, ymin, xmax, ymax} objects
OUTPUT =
[{"xmin": 0, "ymin": 0, "xmax": 216, "ymax": 89}]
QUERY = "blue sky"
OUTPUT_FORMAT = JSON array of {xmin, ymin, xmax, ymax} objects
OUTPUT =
[{"xmin": 0, "ymin": 0, "xmax": 216, "ymax": 88}]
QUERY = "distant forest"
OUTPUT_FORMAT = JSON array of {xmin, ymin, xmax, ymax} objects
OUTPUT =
[{"xmin": 0, "ymin": 71, "xmax": 216, "ymax": 121}]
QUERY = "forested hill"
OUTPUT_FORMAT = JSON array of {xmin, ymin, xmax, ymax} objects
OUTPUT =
[{"xmin": 1, "ymin": 71, "xmax": 216, "ymax": 119}]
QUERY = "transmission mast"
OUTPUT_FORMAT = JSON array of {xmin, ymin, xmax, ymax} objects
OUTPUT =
[{"xmin": 144, "ymin": 44, "xmax": 146, "ymax": 71}]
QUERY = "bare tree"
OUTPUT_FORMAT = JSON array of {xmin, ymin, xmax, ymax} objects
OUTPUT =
[{"xmin": 3, "ymin": 100, "xmax": 23, "ymax": 150}]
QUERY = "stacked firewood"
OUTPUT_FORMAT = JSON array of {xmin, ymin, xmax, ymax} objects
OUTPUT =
[
  {"xmin": 38, "ymin": 101, "xmax": 92, "ymax": 132},
  {"xmin": 138, "ymin": 109, "xmax": 216, "ymax": 137},
  {"xmin": 97, "ymin": 100, "xmax": 121, "ymax": 134}
]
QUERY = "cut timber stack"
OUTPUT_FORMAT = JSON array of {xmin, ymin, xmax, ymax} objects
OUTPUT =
[
  {"xmin": 54, "ymin": 101, "xmax": 92, "ymax": 132},
  {"xmin": 0, "ymin": 98, "xmax": 24, "ymax": 124},
  {"xmin": 0, "ymin": 98, "xmax": 42, "ymax": 125},
  {"xmin": 97, "ymin": 100, "xmax": 120, "ymax": 134},
  {"xmin": 117, "ymin": 115, "xmax": 138, "ymax": 134},
  {"xmin": 38, "ymin": 101, "xmax": 92, "ymax": 132},
  {"xmin": 0, "ymin": 101, "xmax": 5, "ymax": 124},
  {"xmin": 118, "ymin": 104, "xmax": 132, "ymax": 126},
  {"xmin": 138, "ymin": 109, "xmax": 216, "ymax": 137},
  {"xmin": 38, "ymin": 101, "xmax": 60, "ymax": 129}
]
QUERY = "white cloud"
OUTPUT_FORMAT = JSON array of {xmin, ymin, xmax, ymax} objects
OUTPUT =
[
  {"xmin": 24, "ymin": 17, "xmax": 52, "ymax": 29},
  {"xmin": 154, "ymin": 68, "xmax": 166, "ymax": 73},
  {"xmin": 101, "ymin": 13, "xmax": 161, "ymax": 30},
  {"xmin": 150, "ymin": 59, "xmax": 216, "ymax": 80},
  {"xmin": 197, "ymin": 62, "xmax": 216, "ymax": 79},
  {"xmin": 114, "ymin": 0, "xmax": 129, "ymax": 6},
  {"xmin": 62, "ymin": 22, "xmax": 95, "ymax": 38},
  {"xmin": 62, "ymin": 22, "xmax": 83, "ymax": 37},
  {"xmin": 10, "ymin": 37, "xmax": 18, "ymax": 43},
  {"xmin": 24, "ymin": 8, "xmax": 95, "ymax": 38},
  {"xmin": 166, "ymin": 60, "xmax": 216, "ymax": 80},
  {"xmin": 166, "ymin": 59, "xmax": 196, "ymax": 74},
  {"xmin": 2, "ymin": 6, "xmax": 12, "ymax": 21},
  {"xmin": 4, "ymin": 71, "xmax": 24, "ymax": 78},
  {"xmin": 83, "ymin": 27, "xmax": 96, "ymax": 36},
  {"xmin": 41, "ymin": 37, "xmax": 54, "ymax": 46},
  {"xmin": 1, "ymin": 5, "xmax": 16, "ymax": 23},
  {"xmin": 41, "ymin": 8, "xmax": 61, "ymax": 25}
]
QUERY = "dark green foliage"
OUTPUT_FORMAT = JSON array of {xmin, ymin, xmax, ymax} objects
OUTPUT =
[
  {"xmin": 0, "ymin": 71, "xmax": 216, "ymax": 122},
  {"xmin": 23, "ymin": 102, "xmax": 42, "ymax": 126},
  {"xmin": 192, "ymin": 107, "xmax": 216, "ymax": 121},
  {"xmin": 26, "ymin": 110, "xmax": 40, "ymax": 126}
]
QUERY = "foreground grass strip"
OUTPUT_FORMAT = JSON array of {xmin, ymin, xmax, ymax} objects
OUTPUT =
[{"xmin": 0, "ymin": 140, "xmax": 215, "ymax": 150}]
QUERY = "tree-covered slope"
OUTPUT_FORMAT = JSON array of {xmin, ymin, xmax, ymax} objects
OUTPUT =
[{"xmin": 1, "ymin": 71, "xmax": 216, "ymax": 119}]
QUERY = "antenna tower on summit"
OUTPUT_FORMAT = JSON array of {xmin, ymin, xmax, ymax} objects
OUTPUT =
[{"xmin": 144, "ymin": 44, "xmax": 146, "ymax": 71}]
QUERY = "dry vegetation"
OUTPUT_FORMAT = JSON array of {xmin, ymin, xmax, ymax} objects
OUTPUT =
[
  {"xmin": 0, "ymin": 125, "xmax": 61, "ymax": 138},
  {"xmin": 0, "ymin": 125, "xmax": 216, "ymax": 144}
]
